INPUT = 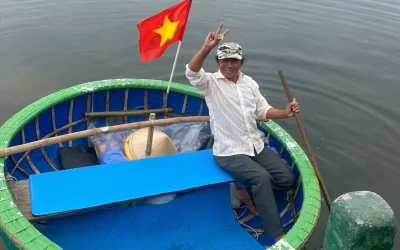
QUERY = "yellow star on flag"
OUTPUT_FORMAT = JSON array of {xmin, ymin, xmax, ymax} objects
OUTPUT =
[{"xmin": 153, "ymin": 15, "xmax": 180, "ymax": 47}]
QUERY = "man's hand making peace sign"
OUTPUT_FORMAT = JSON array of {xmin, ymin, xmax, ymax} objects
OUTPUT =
[{"xmin": 204, "ymin": 22, "xmax": 230, "ymax": 49}]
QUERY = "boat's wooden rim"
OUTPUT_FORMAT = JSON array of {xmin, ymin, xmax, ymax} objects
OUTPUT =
[{"xmin": 0, "ymin": 79, "xmax": 321, "ymax": 250}]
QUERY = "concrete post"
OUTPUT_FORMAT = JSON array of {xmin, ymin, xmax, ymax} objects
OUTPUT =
[{"xmin": 323, "ymin": 191, "xmax": 396, "ymax": 250}]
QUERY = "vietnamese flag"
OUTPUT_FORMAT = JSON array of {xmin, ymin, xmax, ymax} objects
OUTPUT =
[{"xmin": 137, "ymin": 0, "xmax": 192, "ymax": 63}]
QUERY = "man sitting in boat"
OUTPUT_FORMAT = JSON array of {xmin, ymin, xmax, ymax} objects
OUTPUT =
[{"xmin": 185, "ymin": 22, "xmax": 300, "ymax": 242}]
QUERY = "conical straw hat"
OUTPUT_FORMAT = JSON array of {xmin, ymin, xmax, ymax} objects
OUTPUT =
[
  {"xmin": 123, "ymin": 127, "xmax": 178, "ymax": 205},
  {"xmin": 124, "ymin": 127, "xmax": 177, "ymax": 160}
]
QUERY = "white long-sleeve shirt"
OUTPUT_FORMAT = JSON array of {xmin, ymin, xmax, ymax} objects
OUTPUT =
[{"xmin": 185, "ymin": 64, "xmax": 272, "ymax": 157}]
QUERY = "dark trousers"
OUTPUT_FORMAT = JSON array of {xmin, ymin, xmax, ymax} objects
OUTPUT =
[{"xmin": 213, "ymin": 147, "xmax": 296, "ymax": 237}]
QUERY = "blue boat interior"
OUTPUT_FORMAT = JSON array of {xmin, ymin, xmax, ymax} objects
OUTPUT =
[
  {"xmin": 45, "ymin": 183, "xmax": 266, "ymax": 250},
  {"xmin": 5, "ymin": 88, "xmax": 304, "ymax": 249}
]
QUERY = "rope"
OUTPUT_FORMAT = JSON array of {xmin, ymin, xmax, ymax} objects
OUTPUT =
[
  {"xmin": 6, "ymin": 174, "xmax": 18, "ymax": 202},
  {"xmin": 233, "ymin": 208, "xmax": 261, "ymax": 240},
  {"xmin": 232, "ymin": 175, "xmax": 301, "ymax": 242}
]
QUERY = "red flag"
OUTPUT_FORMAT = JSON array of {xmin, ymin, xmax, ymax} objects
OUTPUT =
[{"xmin": 137, "ymin": 0, "xmax": 192, "ymax": 63}]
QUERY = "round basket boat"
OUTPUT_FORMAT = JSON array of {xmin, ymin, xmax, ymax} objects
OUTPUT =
[{"xmin": 0, "ymin": 79, "xmax": 321, "ymax": 250}]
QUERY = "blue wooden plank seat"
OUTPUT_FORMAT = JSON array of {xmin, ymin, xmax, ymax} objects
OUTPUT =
[{"xmin": 29, "ymin": 149, "xmax": 233, "ymax": 216}]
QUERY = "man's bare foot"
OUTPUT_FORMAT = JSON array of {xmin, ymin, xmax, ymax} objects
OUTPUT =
[
  {"xmin": 274, "ymin": 234, "xmax": 285, "ymax": 242},
  {"xmin": 236, "ymin": 189, "xmax": 258, "ymax": 216}
]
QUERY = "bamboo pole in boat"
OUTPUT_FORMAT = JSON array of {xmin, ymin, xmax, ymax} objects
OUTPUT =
[
  {"xmin": 0, "ymin": 116, "xmax": 269, "ymax": 157},
  {"xmin": 278, "ymin": 71, "xmax": 332, "ymax": 210},
  {"xmin": 145, "ymin": 113, "xmax": 156, "ymax": 157},
  {"xmin": 84, "ymin": 108, "xmax": 173, "ymax": 118}
]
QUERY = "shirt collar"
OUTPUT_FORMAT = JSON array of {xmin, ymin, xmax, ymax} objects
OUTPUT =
[{"xmin": 216, "ymin": 70, "xmax": 244, "ymax": 81}]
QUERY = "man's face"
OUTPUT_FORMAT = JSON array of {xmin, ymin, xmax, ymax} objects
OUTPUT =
[{"xmin": 217, "ymin": 58, "xmax": 242, "ymax": 81}]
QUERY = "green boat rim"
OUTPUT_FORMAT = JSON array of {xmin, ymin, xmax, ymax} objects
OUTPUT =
[{"xmin": 0, "ymin": 79, "xmax": 321, "ymax": 250}]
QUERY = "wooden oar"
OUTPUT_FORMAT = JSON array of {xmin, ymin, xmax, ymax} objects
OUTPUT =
[
  {"xmin": 0, "ymin": 116, "xmax": 269, "ymax": 158},
  {"xmin": 278, "ymin": 71, "xmax": 332, "ymax": 210}
]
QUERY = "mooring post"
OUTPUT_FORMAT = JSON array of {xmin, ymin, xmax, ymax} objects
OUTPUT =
[{"xmin": 323, "ymin": 191, "xmax": 396, "ymax": 250}]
